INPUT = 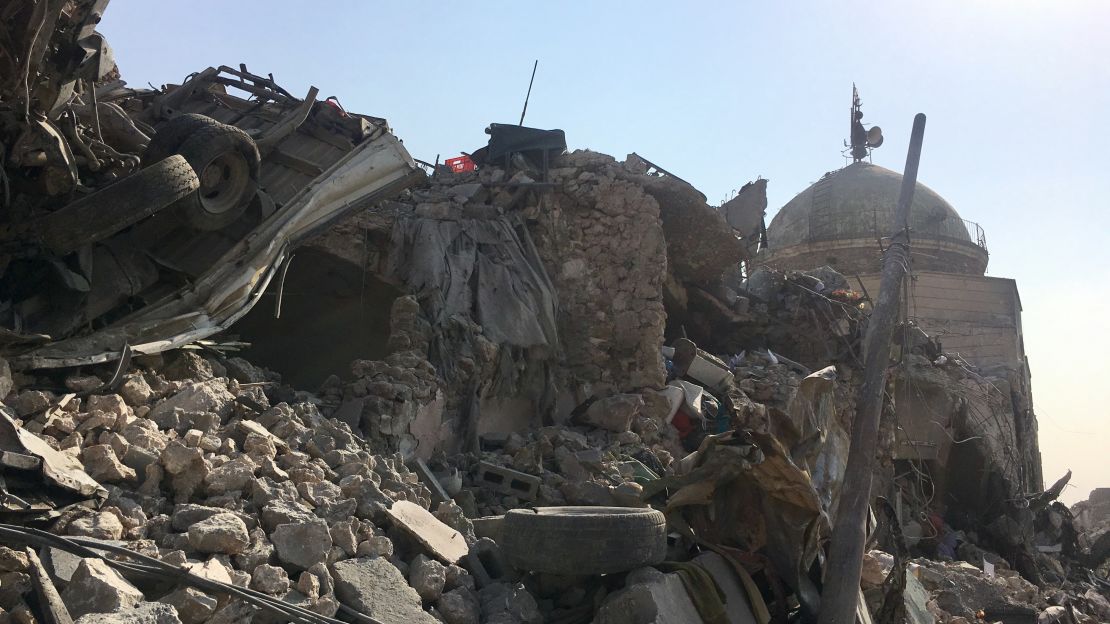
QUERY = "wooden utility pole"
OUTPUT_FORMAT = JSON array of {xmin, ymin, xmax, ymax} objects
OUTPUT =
[{"xmin": 818, "ymin": 113, "xmax": 927, "ymax": 624}]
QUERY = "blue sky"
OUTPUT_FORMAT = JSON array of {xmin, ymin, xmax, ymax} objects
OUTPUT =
[{"xmin": 101, "ymin": 1, "xmax": 1108, "ymax": 504}]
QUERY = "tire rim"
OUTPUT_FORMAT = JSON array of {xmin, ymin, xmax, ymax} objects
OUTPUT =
[{"xmin": 196, "ymin": 150, "xmax": 250, "ymax": 216}]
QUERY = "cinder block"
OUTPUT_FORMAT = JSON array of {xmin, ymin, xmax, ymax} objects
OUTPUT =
[{"xmin": 476, "ymin": 461, "xmax": 540, "ymax": 501}]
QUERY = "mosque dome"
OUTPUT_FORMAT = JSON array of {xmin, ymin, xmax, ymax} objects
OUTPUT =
[{"xmin": 761, "ymin": 162, "xmax": 988, "ymax": 275}]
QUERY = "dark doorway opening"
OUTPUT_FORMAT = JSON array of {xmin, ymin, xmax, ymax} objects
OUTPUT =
[{"xmin": 233, "ymin": 249, "xmax": 401, "ymax": 389}]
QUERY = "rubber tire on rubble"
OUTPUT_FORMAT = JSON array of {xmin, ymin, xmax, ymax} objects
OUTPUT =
[
  {"xmin": 141, "ymin": 114, "xmax": 223, "ymax": 166},
  {"xmin": 34, "ymin": 155, "xmax": 200, "ymax": 254},
  {"xmin": 500, "ymin": 506, "xmax": 668, "ymax": 575},
  {"xmin": 172, "ymin": 121, "xmax": 261, "ymax": 231}
]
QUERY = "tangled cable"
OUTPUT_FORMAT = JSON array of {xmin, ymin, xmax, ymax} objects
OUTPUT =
[{"xmin": 0, "ymin": 523, "xmax": 384, "ymax": 624}]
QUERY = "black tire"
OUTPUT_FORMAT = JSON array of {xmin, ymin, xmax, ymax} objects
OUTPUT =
[
  {"xmin": 34, "ymin": 155, "xmax": 199, "ymax": 254},
  {"xmin": 142, "ymin": 114, "xmax": 222, "ymax": 166},
  {"xmin": 172, "ymin": 122, "xmax": 260, "ymax": 231},
  {"xmin": 500, "ymin": 506, "xmax": 667, "ymax": 575}
]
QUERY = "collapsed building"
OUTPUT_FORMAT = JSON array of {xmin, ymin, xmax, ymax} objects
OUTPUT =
[
  {"xmin": 0, "ymin": 5, "xmax": 1106, "ymax": 624},
  {"xmin": 757, "ymin": 157, "xmax": 1045, "ymax": 576}
]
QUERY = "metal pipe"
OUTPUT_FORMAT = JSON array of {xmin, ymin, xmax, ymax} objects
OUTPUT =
[{"xmin": 87, "ymin": 79, "xmax": 103, "ymax": 142}]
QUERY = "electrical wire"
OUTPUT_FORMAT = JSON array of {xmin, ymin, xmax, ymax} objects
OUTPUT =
[{"xmin": 0, "ymin": 524, "xmax": 382, "ymax": 624}]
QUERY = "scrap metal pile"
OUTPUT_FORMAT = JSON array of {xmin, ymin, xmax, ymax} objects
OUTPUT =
[{"xmin": 0, "ymin": 4, "xmax": 1107, "ymax": 624}]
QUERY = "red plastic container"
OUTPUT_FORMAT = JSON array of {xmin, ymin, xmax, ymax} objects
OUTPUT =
[{"xmin": 445, "ymin": 155, "xmax": 475, "ymax": 173}]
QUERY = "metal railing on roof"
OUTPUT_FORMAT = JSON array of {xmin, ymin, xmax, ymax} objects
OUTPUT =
[
  {"xmin": 873, "ymin": 212, "xmax": 988, "ymax": 252},
  {"xmin": 962, "ymin": 218, "xmax": 987, "ymax": 251}
]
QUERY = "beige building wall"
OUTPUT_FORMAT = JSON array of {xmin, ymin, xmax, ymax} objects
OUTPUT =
[{"xmin": 858, "ymin": 271, "xmax": 1023, "ymax": 368}]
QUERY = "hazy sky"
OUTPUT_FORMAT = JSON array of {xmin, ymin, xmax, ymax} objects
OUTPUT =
[{"xmin": 101, "ymin": 1, "xmax": 1108, "ymax": 504}]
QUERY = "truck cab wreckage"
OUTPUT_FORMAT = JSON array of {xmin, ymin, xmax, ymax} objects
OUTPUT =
[{"xmin": 0, "ymin": 5, "xmax": 1105, "ymax": 624}]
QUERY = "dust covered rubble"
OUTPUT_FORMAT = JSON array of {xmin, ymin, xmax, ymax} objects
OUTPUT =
[
  {"xmin": 851, "ymin": 482, "xmax": 1110, "ymax": 624},
  {"xmin": 0, "ymin": 147, "xmax": 737, "ymax": 623},
  {"xmin": 860, "ymin": 550, "xmax": 1110, "ymax": 624},
  {"xmin": 2, "ymin": 145, "xmax": 1106, "ymax": 623},
  {"xmin": 0, "ymin": 352, "xmax": 525, "ymax": 624}
]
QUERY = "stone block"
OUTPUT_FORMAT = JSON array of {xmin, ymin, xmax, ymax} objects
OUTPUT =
[
  {"xmin": 249, "ymin": 564, "xmax": 290, "ymax": 594},
  {"xmin": 594, "ymin": 568, "xmax": 701, "ymax": 624},
  {"xmin": 61, "ymin": 558, "xmax": 144, "ymax": 618},
  {"xmin": 331, "ymin": 557, "xmax": 437, "ymax": 624},
  {"xmin": 579, "ymin": 394, "xmax": 643, "ymax": 433},
  {"xmin": 160, "ymin": 588, "xmax": 216, "ymax": 624},
  {"xmin": 272, "ymin": 519, "xmax": 332, "ymax": 570},
  {"xmin": 187, "ymin": 513, "xmax": 249, "ymax": 555},
  {"xmin": 409, "ymin": 554, "xmax": 446, "ymax": 602}
]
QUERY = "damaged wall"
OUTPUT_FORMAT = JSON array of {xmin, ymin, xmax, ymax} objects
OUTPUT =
[
  {"xmin": 527, "ymin": 151, "xmax": 670, "ymax": 405},
  {"xmin": 858, "ymin": 271, "xmax": 1025, "ymax": 367},
  {"xmin": 303, "ymin": 149, "xmax": 744, "ymax": 454}
]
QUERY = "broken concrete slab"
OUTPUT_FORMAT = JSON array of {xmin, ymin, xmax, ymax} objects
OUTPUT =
[
  {"xmin": 170, "ymin": 504, "xmax": 255, "ymax": 532},
  {"xmin": 181, "ymin": 559, "xmax": 233, "ymax": 586},
  {"xmin": 331, "ymin": 557, "xmax": 437, "ymax": 624},
  {"xmin": 0, "ymin": 548, "xmax": 29, "ymax": 573},
  {"xmin": 148, "ymin": 380, "xmax": 235, "ymax": 429},
  {"xmin": 0, "ymin": 406, "xmax": 106, "ymax": 500},
  {"xmin": 409, "ymin": 554, "xmax": 447, "ymax": 602},
  {"xmin": 579, "ymin": 394, "xmax": 643, "ymax": 433},
  {"xmin": 437, "ymin": 586, "xmax": 481, "ymax": 624},
  {"xmin": 60, "ymin": 558, "xmax": 144, "ymax": 618},
  {"xmin": 386, "ymin": 501, "xmax": 469, "ymax": 564},
  {"xmin": 203, "ymin": 456, "xmax": 257, "ymax": 495},
  {"xmin": 81, "ymin": 445, "xmax": 137, "ymax": 483},
  {"xmin": 67, "ymin": 513, "xmax": 124, "ymax": 540},
  {"xmin": 39, "ymin": 541, "xmax": 127, "ymax": 587},
  {"xmin": 477, "ymin": 581, "xmax": 542, "ymax": 624},
  {"xmin": 593, "ymin": 567, "xmax": 703, "ymax": 624},
  {"xmin": 237, "ymin": 420, "xmax": 289, "ymax": 454},
  {"xmin": 186, "ymin": 513, "xmax": 250, "ymax": 555},
  {"xmin": 159, "ymin": 588, "xmax": 216, "ymax": 624},
  {"xmin": 233, "ymin": 528, "xmax": 274, "ymax": 573},
  {"xmin": 249, "ymin": 564, "xmax": 290, "ymax": 594},
  {"xmin": 271, "ymin": 519, "xmax": 332, "ymax": 570},
  {"xmin": 260, "ymin": 500, "xmax": 317, "ymax": 533},
  {"xmin": 860, "ymin": 550, "xmax": 894, "ymax": 589},
  {"xmin": 904, "ymin": 571, "xmax": 932, "ymax": 624}
]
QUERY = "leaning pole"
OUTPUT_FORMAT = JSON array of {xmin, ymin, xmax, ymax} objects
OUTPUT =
[{"xmin": 818, "ymin": 113, "xmax": 927, "ymax": 624}]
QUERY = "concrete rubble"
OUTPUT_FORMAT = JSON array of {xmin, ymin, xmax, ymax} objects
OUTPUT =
[{"xmin": 0, "ymin": 4, "xmax": 1105, "ymax": 624}]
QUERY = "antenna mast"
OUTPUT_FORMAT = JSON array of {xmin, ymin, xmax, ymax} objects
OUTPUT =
[
  {"xmin": 847, "ymin": 84, "xmax": 884, "ymax": 162},
  {"xmin": 519, "ymin": 60, "xmax": 539, "ymax": 126}
]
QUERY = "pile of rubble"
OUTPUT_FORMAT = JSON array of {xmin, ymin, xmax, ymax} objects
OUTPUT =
[
  {"xmin": 1073, "ymin": 489, "xmax": 1110, "ymax": 576},
  {"xmin": 0, "ymin": 351, "xmax": 523, "ymax": 624},
  {"xmin": 456, "ymin": 399, "xmax": 678, "ymax": 518},
  {"xmin": 1, "ymin": 5, "xmax": 1107, "ymax": 622},
  {"xmin": 860, "ymin": 545, "xmax": 1110, "ymax": 624},
  {"xmin": 1, "ymin": 135, "xmax": 1106, "ymax": 621}
]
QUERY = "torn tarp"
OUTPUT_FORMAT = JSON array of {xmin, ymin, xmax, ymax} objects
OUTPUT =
[
  {"xmin": 645, "ymin": 430, "xmax": 830, "ymax": 617},
  {"xmin": 387, "ymin": 216, "xmax": 559, "ymax": 350},
  {"xmin": 783, "ymin": 365, "xmax": 850, "ymax": 519}
]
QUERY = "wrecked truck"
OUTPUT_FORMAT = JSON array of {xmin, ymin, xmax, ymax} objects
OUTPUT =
[{"xmin": 0, "ymin": 2, "xmax": 423, "ymax": 368}]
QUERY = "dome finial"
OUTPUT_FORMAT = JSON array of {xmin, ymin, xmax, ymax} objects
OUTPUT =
[{"xmin": 847, "ymin": 84, "xmax": 883, "ymax": 163}]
